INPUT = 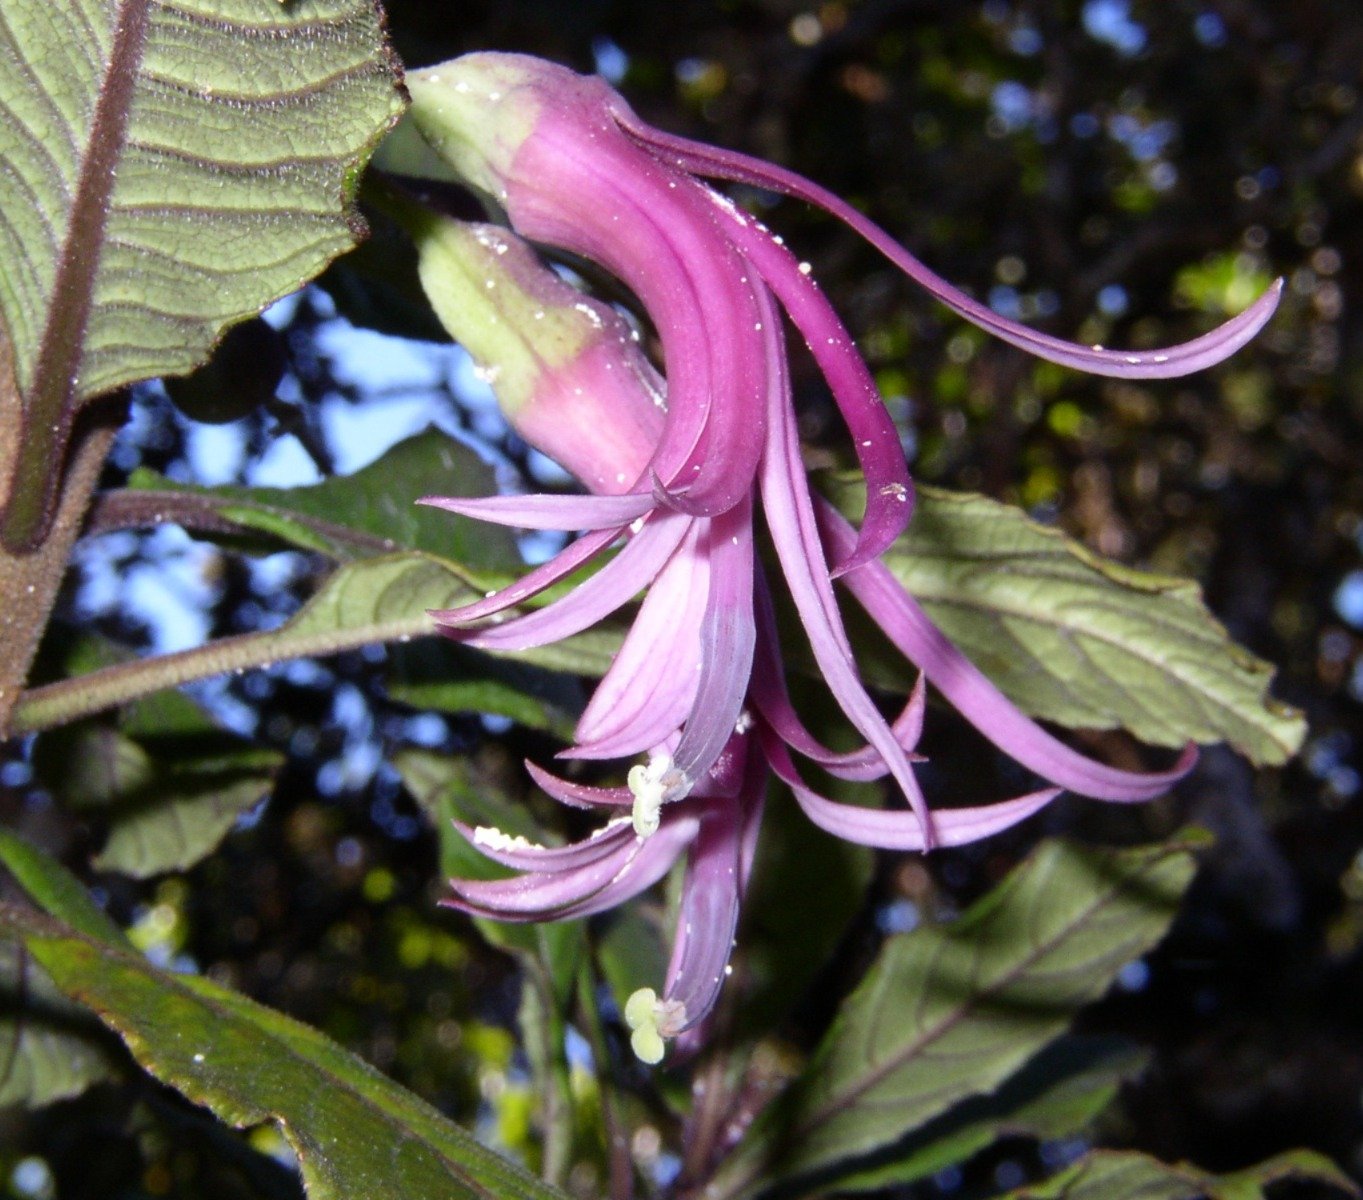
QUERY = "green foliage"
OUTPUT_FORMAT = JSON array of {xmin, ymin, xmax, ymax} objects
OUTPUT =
[
  {"xmin": 13, "ymin": 430, "xmax": 623, "ymax": 733},
  {"xmin": 827, "ymin": 478, "xmax": 1305, "ymax": 766},
  {"xmin": 734, "ymin": 781, "xmax": 874, "ymax": 1040},
  {"xmin": 0, "ymin": 0, "xmax": 405, "ymax": 544},
  {"xmin": 0, "ymin": 939, "xmax": 126, "ymax": 1110},
  {"xmin": 0, "ymin": 834, "xmax": 570, "ymax": 1199},
  {"xmin": 34, "ymin": 686, "xmax": 282, "ymax": 878},
  {"xmin": 387, "ymin": 641, "xmax": 583, "ymax": 740},
  {"xmin": 0, "ymin": 830, "xmax": 131, "ymax": 1109},
  {"xmin": 833, "ymin": 1036, "xmax": 1146, "ymax": 1192},
  {"xmin": 709, "ymin": 835, "xmax": 1203, "ymax": 1200},
  {"xmin": 1003, "ymin": 1148, "xmax": 1358, "ymax": 1199},
  {"xmin": 125, "ymin": 429, "xmax": 520, "ymax": 571}
]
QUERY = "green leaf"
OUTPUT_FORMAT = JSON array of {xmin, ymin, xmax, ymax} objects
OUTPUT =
[
  {"xmin": 826, "ymin": 479, "xmax": 1305, "ymax": 766},
  {"xmin": 33, "ymin": 689, "xmax": 282, "ymax": 878},
  {"xmin": 0, "ymin": 0, "xmax": 405, "ymax": 547},
  {"xmin": 709, "ymin": 835, "xmax": 1204, "ymax": 1200},
  {"xmin": 388, "ymin": 641, "xmax": 583, "ymax": 741},
  {"xmin": 394, "ymin": 748, "xmax": 589, "ymax": 1186},
  {"xmin": 0, "ymin": 939, "xmax": 125, "ymax": 1110},
  {"xmin": 0, "ymin": 828, "xmax": 127, "ymax": 948},
  {"xmin": 1, "ymin": 906, "xmax": 570, "ymax": 1200},
  {"xmin": 0, "ymin": 830, "xmax": 128, "ymax": 1109},
  {"xmin": 735, "ymin": 777, "xmax": 873, "ymax": 1040},
  {"xmin": 1004, "ymin": 1147, "xmax": 1358, "ymax": 1200},
  {"xmin": 13, "ymin": 552, "xmax": 620, "ymax": 734},
  {"xmin": 834, "ymin": 1036, "xmax": 1147, "ymax": 1192},
  {"xmin": 595, "ymin": 908, "xmax": 668, "ymax": 1018},
  {"xmin": 122, "ymin": 429, "xmax": 521, "ymax": 572}
]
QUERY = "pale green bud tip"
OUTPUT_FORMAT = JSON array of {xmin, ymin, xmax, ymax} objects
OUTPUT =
[
  {"xmin": 403, "ymin": 55, "xmax": 545, "ymax": 202},
  {"xmin": 409, "ymin": 217, "xmax": 610, "ymax": 418}
]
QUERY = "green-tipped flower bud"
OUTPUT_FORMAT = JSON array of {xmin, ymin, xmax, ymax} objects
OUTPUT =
[{"xmin": 395, "ymin": 203, "xmax": 665, "ymax": 494}]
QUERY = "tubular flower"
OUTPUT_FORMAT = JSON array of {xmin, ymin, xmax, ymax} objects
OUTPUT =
[{"xmin": 384, "ymin": 54, "xmax": 1280, "ymax": 1058}]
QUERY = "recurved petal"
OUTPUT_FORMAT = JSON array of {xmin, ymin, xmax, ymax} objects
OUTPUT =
[
  {"xmin": 758, "ymin": 333, "xmax": 936, "ymax": 843},
  {"xmin": 750, "ymin": 579, "xmax": 926, "ymax": 780},
  {"xmin": 670, "ymin": 499, "xmax": 757, "ymax": 786},
  {"xmin": 445, "ymin": 813, "xmax": 699, "ymax": 921},
  {"xmin": 572, "ymin": 520, "xmax": 709, "ymax": 758},
  {"xmin": 429, "ymin": 521, "xmax": 624, "ymax": 626},
  {"xmin": 616, "ymin": 111, "xmax": 1281, "ymax": 379},
  {"xmin": 766, "ymin": 732, "xmax": 1057, "ymax": 850},
  {"xmin": 419, "ymin": 491, "xmax": 658, "ymax": 531},
  {"xmin": 462, "ymin": 510, "xmax": 692, "ymax": 651},
  {"xmin": 525, "ymin": 760, "xmax": 634, "ymax": 809},
  {"xmin": 452, "ymin": 818, "xmax": 635, "ymax": 873},
  {"xmin": 708, "ymin": 190, "xmax": 913, "ymax": 573},
  {"xmin": 814, "ymin": 495, "xmax": 1197, "ymax": 801},
  {"xmin": 661, "ymin": 803, "xmax": 744, "ymax": 1036}
]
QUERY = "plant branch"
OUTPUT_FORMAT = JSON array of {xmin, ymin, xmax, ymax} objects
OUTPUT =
[
  {"xmin": 0, "ymin": 397, "xmax": 125, "ymax": 738},
  {"xmin": 8, "ymin": 614, "xmax": 441, "ymax": 736}
]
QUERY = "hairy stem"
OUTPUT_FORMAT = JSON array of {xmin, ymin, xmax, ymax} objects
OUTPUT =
[{"xmin": 0, "ymin": 398, "xmax": 124, "ymax": 737}]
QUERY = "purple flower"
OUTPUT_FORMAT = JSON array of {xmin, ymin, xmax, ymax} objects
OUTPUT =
[{"xmin": 388, "ymin": 54, "xmax": 1279, "ymax": 1057}]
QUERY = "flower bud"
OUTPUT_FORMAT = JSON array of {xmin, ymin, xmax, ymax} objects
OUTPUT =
[{"xmin": 401, "ymin": 207, "xmax": 664, "ymax": 494}]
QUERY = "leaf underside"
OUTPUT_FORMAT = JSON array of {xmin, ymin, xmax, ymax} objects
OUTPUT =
[
  {"xmin": 827, "ymin": 478, "xmax": 1305, "ymax": 766},
  {"xmin": 0, "ymin": 0, "xmax": 405, "ymax": 544}
]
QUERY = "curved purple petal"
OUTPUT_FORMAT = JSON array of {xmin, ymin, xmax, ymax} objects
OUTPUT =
[
  {"xmin": 765, "ymin": 730, "xmax": 1056, "ymax": 849},
  {"xmin": 525, "ymin": 761, "xmax": 634, "ymax": 810},
  {"xmin": 453, "ymin": 818, "xmax": 634, "ymax": 873},
  {"xmin": 749, "ymin": 577, "xmax": 926, "ymax": 781},
  {"xmin": 462, "ymin": 512, "xmax": 691, "ymax": 651},
  {"xmin": 785, "ymin": 766, "xmax": 1055, "ymax": 848},
  {"xmin": 505, "ymin": 94, "xmax": 769, "ymax": 514},
  {"xmin": 757, "ymin": 317, "xmax": 937, "ymax": 843},
  {"xmin": 429, "ymin": 521, "xmax": 625, "ymax": 626},
  {"xmin": 419, "ymin": 491, "xmax": 658, "ymax": 532},
  {"xmin": 662, "ymin": 803, "xmax": 744, "ymax": 1035},
  {"xmin": 814, "ymin": 496, "xmax": 1196, "ymax": 801},
  {"xmin": 706, "ymin": 189, "xmax": 913, "ymax": 573},
  {"xmin": 445, "ymin": 813, "xmax": 699, "ymax": 921},
  {"xmin": 671, "ymin": 499, "xmax": 757, "ymax": 786},
  {"xmin": 614, "ymin": 108, "xmax": 1282, "ymax": 379},
  {"xmin": 572, "ymin": 521, "xmax": 709, "ymax": 757}
]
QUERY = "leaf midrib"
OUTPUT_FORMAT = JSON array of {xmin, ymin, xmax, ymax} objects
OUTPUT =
[
  {"xmin": 720, "ymin": 849, "xmax": 1177, "ymax": 1198},
  {"xmin": 36, "ymin": 933, "xmax": 557, "ymax": 1200},
  {"xmin": 2, "ymin": 0, "xmax": 152, "ymax": 547}
]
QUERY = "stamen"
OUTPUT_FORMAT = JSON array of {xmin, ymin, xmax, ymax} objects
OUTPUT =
[
  {"xmin": 626, "ymin": 753, "xmax": 689, "ymax": 837},
  {"xmin": 623, "ymin": 986, "xmax": 689, "ymax": 1064}
]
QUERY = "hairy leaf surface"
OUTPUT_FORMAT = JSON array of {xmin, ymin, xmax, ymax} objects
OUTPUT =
[
  {"xmin": 0, "ymin": 0, "xmax": 404, "ymax": 544},
  {"xmin": 827, "ymin": 478, "xmax": 1304, "ymax": 765},
  {"xmin": 0, "ymin": 836, "xmax": 568, "ymax": 1200}
]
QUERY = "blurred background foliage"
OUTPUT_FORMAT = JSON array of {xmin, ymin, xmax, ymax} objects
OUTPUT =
[{"xmin": 4, "ymin": 0, "xmax": 1363, "ymax": 1196}]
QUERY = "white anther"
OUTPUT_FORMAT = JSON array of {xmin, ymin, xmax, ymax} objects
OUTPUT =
[{"xmin": 628, "ymin": 754, "xmax": 670, "ymax": 838}]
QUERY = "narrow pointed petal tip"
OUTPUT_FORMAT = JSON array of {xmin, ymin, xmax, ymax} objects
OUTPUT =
[
  {"xmin": 419, "ymin": 491, "xmax": 656, "ymax": 531},
  {"xmin": 617, "ymin": 108, "xmax": 1282, "ymax": 380}
]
